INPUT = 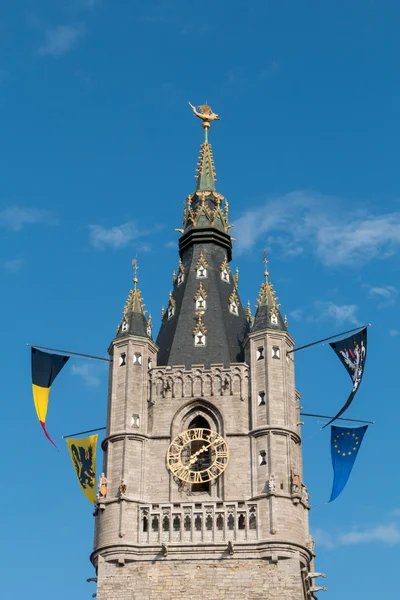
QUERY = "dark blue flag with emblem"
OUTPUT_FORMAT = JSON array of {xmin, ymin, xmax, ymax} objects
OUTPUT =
[
  {"xmin": 329, "ymin": 425, "xmax": 368, "ymax": 502},
  {"xmin": 323, "ymin": 327, "xmax": 367, "ymax": 428}
]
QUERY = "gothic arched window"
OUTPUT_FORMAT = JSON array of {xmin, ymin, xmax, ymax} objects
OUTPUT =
[{"xmin": 162, "ymin": 516, "xmax": 169, "ymax": 532}]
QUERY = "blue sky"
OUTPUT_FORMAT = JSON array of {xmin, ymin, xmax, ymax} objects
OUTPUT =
[{"xmin": 1, "ymin": 1, "xmax": 399, "ymax": 598}]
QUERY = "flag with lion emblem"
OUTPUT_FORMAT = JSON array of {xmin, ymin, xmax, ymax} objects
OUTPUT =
[{"xmin": 66, "ymin": 435, "xmax": 97, "ymax": 503}]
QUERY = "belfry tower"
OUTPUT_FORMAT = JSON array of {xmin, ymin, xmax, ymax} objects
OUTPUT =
[{"xmin": 92, "ymin": 105, "xmax": 321, "ymax": 599}]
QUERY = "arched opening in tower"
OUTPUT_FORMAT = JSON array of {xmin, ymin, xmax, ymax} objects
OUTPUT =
[{"xmin": 188, "ymin": 415, "xmax": 211, "ymax": 493}]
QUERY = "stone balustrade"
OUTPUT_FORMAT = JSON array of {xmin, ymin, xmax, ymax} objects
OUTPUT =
[
  {"xmin": 139, "ymin": 501, "xmax": 258, "ymax": 545},
  {"xmin": 148, "ymin": 363, "xmax": 249, "ymax": 403}
]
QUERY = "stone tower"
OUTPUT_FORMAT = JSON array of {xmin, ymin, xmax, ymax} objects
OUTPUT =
[{"xmin": 92, "ymin": 106, "xmax": 322, "ymax": 599}]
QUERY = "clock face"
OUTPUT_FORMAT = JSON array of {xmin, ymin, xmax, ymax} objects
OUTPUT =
[{"xmin": 167, "ymin": 428, "xmax": 229, "ymax": 484}]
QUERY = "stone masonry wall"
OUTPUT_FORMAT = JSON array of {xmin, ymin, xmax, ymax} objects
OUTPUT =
[{"xmin": 96, "ymin": 557, "xmax": 306, "ymax": 600}]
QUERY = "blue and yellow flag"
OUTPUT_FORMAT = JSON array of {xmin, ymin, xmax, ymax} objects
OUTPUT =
[
  {"xmin": 66, "ymin": 435, "xmax": 98, "ymax": 503},
  {"xmin": 329, "ymin": 425, "xmax": 368, "ymax": 502}
]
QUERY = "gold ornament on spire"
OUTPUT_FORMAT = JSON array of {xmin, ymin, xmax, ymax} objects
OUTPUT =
[
  {"xmin": 234, "ymin": 267, "xmax": 239, "ymax": 287},
  {"xmin": 246, "ymin": 300, "xmax": 252, "ymax": 319},
  {"xmin": 196, "ymin": 252, "xmax": 209, "ymax": 270},
  {"xmin": 193, "ymin": 312, "xmax": 208, "ymax": 335},
  {"xmin": 194, "ymin": 282, "xmax": 208, "ymax": 301},
  {"xmin": 189, "ymin": 102, "xmax": 220, "ymax": 131}
]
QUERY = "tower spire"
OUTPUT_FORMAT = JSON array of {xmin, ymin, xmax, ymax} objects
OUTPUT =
[
  {"xmin": 177, "ymin": 102, "xmax": 232, "ymax": 258},
  {"xmin": 116, "ymin": 258, "xmax": 152, "ymax": 338},
  {"xmin": 195, "ymin": 135, "xmax": 217, "ymax": 192},
  {"xmin": 252, "ymin": 251, "xmax": 287, "ymax": 332},
  {"xmin": 156, "ymin": 103, "xmax": 249, "ymax": 367},
  {"xmin": 189, "ymin": 102, "xmax": 220, "ymax": 193}
]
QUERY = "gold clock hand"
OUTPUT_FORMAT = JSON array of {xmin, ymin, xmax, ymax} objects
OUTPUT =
[{"xmin": 188, "ymin": 437, "xmax": 223, "ymax": 465}]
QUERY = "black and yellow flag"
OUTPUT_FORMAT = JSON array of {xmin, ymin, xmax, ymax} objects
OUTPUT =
[
  {"xmin": 31, "ymin": 347, "xmax": 69, "ymax": 447},
  {"xmin": 66, "ymin": 435, "xmax": 98, "ymax": 503}
]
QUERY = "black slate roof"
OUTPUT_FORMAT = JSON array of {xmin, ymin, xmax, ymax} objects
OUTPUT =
[{"xmin": 156, "ymin": 243, "xmax": 249, "ymax": 368}]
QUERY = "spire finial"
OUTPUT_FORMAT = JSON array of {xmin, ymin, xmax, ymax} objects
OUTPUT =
[
  {"xmin": 263, "ymin": 249, "xmax": 269, "ymax": 282},
  {"xmin": 132, "ymin": 257, "xmax": 139, "ymax": 290},
  {"xmin": 256, "ymin": 251, "xmax": 280, "ymax": 309},
  {"xmin": 188, "ymin": 101, "xmax": 220, "ymax": 135},
  {"xmin": 116, "ymin": 258, "xmax": 151, "ymax": 337}
]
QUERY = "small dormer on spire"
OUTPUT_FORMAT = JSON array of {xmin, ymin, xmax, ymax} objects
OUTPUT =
[
  {"xmin": 252, "ymin": 252, "xmax": 287, "ymax": 332},
  {"xmin": 193, "ymin": 311, "xmax": 207, "ymax": 347},
  {"xmin": 167, "ymin": 292, "xmax": 176, "ymax": 319},
  {"xmin": 116, "ymin": 259, "xmax": 152, "ymax": 339}
]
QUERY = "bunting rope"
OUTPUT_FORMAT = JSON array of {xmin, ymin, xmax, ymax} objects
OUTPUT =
[
  {"xmin": 62, "ymin": 426, "xmax": 107, "ymax": 439},
  {"xmin": 301, "ymin": 412, "xmax": 374, "ymax": 425},
  {"xmin": 287, "ymin": 323, "xmax": 371, "ymax": 354},
  {"xmin": 27, "ymin": 344, "xmax": 111, "ymax": 362}
]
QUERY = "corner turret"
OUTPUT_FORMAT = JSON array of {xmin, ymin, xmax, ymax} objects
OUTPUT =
[
  {"xmin": 252, "ymin": 252, "xmax": 287, "ymax": 333},
  {"xmin": 116, "ymin": 259, "xmax": 152, "ymax": 339}
]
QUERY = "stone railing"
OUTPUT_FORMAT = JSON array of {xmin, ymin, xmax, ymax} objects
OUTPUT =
[
  {"xmin": 139, "ymin": 501, "xmax": 258, "ymax": 545},
  {"xmin": 148, "ymin": 363, "xmax": 249, "ymax": 403}
]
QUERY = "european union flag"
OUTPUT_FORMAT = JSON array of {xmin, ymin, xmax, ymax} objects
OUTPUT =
[{"xmin": 329, "ymin": 425, "xmax": 368, "ymax": 502}]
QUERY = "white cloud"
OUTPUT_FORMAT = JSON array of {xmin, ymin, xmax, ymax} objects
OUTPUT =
[
  {"xmin": 339, "ymin": 524, "xmax": 400, "ymax": 546},
  {"xmin": 0, "ymin": 206, "xmax": 57, "ymax": 231},
  {"xmin": 38, "ymin": 25, "xmax": 85, "ymax": 57},
  {"xmin": 259, "ymin": 60, "xmax": 280, "ymax": 79},
  {"xmin": 290, "ymin": 301, "xmax": 359, "ymax": 325},
  {"xmin": 3, "ymin": 258, "xmax": 23, "ymax": 273},
  {"xmin": 368, "ymin": 285, "xmax": 397, "ymax": 299},
  {"xmin": 234, "ymin": 191, "xmax": 400, "ymax": 267},
  {"xmin": 312, "ymin": 528, "xmax": 334, "ymax": 549},
  {"xmin": 89, "ymin": 222, "xmax": 143, "ymax": 249},
  {"xmin": 289, "ymin": 308, "xmax": 303, "ymax": 321},
  {"xmin": 70, "ymin": 363, "xmax": 102, "ymax": 387},
  {"xmin": 89, "ymin": 221, "xmax": 163, "ymax": 250},
  {"xmin": 313, "ymin": 522, "xmax": 400, "ymax": 549},
  {"xmin": 165, "ymin": 241, "xmax": 177, "ymax": 249},
  {"xmin": 389, "ymin": 329, "xmax": 400, "ymax": 337},
  {"xmin": 366, "ymin": 285, "xmax": 397, "ymax": 307},
  {"xmin": 315, "ymin": 301, "xmax": 360, "ymax": 325}
]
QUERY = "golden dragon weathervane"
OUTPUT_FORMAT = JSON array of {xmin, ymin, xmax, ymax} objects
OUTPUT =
[{"xmin": 188, "ymin": 102, "xmax": 220, "ymax": 131}]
